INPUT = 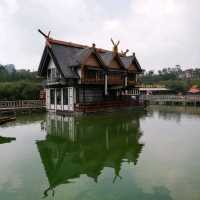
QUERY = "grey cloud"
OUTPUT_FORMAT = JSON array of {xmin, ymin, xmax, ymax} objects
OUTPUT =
[{"xmin": 0, "ymin": 0, "xmax": 200, "ymax": 71}]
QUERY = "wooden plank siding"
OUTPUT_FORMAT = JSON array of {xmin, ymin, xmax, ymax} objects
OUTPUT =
[
  {"xmin": 85, "ymin": 54, "xmax": 101, "ymax": 68},
  {"xmin": 75, "ymin": 99, "xmax": 143, "ymax": 113},
  {"xmin": 109, "ymin": 59, "xmax": 121, "ymax": 69}
]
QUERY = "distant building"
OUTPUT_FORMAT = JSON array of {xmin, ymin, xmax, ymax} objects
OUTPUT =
[
  {"xmin": 188, "ymin": 85, "xmax": 200, "ymax": 94},
  {"xmin": 38, "ymin": 36, "xmax": 143, "ymax": 113},
  {"xmin": 139, "ymin": 85, "xmax": 170, "ymax": 95},
  {"xmin": 179, "ymin": 68, "xmax": 200, "ymax": 80}
]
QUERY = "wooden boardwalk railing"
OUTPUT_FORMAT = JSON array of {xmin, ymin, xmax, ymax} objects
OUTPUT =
[
  {"xmin": 0, "ymin": 100, "xmax": 46, "ymax": 111},
  {"xmin": 140, "ymin": 95, "xmax": 200, "ymax": 106}
]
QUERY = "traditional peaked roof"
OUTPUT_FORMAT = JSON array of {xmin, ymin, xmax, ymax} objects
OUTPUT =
[
  {"xmin": 100, "ymin": 52, "xmax": 125, "ymax": 70},
  {"xmin": 38, "ymin": 38, "xmax": 142, "ymax": 78},
  {"xmin": 49, "ymin": 45, "xmax": 79, "ymax": 78}
]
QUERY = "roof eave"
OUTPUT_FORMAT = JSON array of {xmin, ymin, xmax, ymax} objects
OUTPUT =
[{"xmin": 38, "ymin": 46, "xmax": 50, "ymax": 77}]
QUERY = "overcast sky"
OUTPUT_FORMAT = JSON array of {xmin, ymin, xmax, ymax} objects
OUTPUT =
[{"xmin": 0, "ymin": 0, "xmax": 200, "ymax": 71}]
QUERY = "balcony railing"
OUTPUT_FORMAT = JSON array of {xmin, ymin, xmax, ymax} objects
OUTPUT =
[
  {"xmin": 82, "ymin": 77, "xmax": 105, "ymax": 84},
  {"xmin": 108, "ymin": 77, "xmax": 123, "ymax": 85}
]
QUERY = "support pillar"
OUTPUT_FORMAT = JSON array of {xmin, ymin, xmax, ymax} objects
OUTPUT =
[
  {"xmin": 125, "ymin": 76, "xmax": 127, "ymax": 87},
  {"xmin": 105, "ymin": 74, "xmax": 108, "ymax": 96}
]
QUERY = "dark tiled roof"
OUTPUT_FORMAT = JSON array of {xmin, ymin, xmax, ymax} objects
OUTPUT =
[
  {"xmin": 51, "ymin": 44, "xmax": 79, "ymax": 78},
  {"xmin": 74, "ymin": 47, "xmax": 92, "ymax": 64},
  {"xmin": 120, "ymin": 56, "xmax": 133, "ymax": 69},
  {"xmin": 100, "ymin": 52, "xmax": 113, "ymax": 66},
  {"xmin": 121, "ymin": 55, "xmax": 142, "ymax": 72}
]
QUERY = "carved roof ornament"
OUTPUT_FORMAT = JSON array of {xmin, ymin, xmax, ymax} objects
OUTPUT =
[
  {"xmin": 92, "ymin": 43, "xmax": 96, "ymax": 51},
  {"xmin": 121, "ymin": 49, "xmax": 129, "ymax": 56},
  {"xmin": 110, "ymin": 38, "xmax": 120, "ymax": 54},
  {"xmin": 38, "ymin": 29, "xmax": 51, "ymax": 47}
]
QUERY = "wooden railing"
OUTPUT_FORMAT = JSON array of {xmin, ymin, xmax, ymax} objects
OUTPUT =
[
  {"xmin": 83, "ymin": 77, "xmax": 124, "ymax": 85},
  {"xmin": 0, "ymin": 100, "xmax": 46, "ymax": 109},
  {"xmin": 127, "ymin": 80, "xmax": 136, "ymax": 85},
  {"xmin": 108, "ymin": 77, "xmax": 123, "ymax": 85},
  {"xmin": 140, "ymin": 95, "xmax": 200, "ymax": 103},
  {"xmin": 83, "ymin": 78, "xmax": 104, "ymax": 84},
  {"xmin": 139, "ymin": 84, "xmax": 167, "ymax": 88}
]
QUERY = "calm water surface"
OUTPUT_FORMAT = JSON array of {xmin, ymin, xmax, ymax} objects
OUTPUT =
[{"xmin": 0, "ymin": 107, "xmax": 200, "ymax": 200}]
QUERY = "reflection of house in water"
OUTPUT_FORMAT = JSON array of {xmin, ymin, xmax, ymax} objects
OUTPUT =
[{"xmin": 37, "ymin": 112, "xmax": 144, "ymax": 196}]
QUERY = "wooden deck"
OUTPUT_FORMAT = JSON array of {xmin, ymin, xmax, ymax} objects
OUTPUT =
[
  {"xmin": 0, "ymin": 100, "xmax": 46, "ymax": 112},
  {"xmin": 141, "ymin": 95, "xmax": 200, "ymax": 106},
  {"xmin": 75, "ymin": 100, "xmax": 143, "ymax": 113}
]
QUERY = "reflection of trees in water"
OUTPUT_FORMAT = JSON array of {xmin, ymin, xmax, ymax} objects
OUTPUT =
[
  {"xmin": 37, "ymin": 112, "xmax": 146, "ymax": 197},
  {"xmin": 148, "ymin": 106, "xmax": 200, "ymax": 122},
  {"xmin": 0, "ymin": 113, "xmax": 46, "ymax": 128},
  {"xmin": 158, "ymin": 111, "xmax": 181, "ymax": 123}
]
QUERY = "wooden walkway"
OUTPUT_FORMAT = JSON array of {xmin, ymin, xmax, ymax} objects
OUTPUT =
[
  {"xmin": 140, "ymin": 95, "xmax": 200, "ymax": 106},
  {"xmin": 0, "ymin": 100, "xmax": 46, "ymax": 112},
  {"xmin": 75, "ymin": 100, "xmax": 143, "ymax": 113}
]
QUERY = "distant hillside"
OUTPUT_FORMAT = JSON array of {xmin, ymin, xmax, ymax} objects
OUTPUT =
[{"xmin": 0, "ymin": 64, "xmax": 40, "ymax": 82}]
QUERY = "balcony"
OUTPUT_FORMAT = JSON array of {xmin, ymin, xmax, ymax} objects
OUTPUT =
[
  {"xmin": 108, "ymin": 76, "xmax": 123, "ymax": 85},
  {"xmin": 82, "ymin": 69, "xmax": 105, "ymax": 85},
  {"xmin": 46, "ymin": 77, "xmax": 64, "ymax": 86},
  {"xmin": 82, "ymin": 77, "xmax": 104, "ymax": 85}
]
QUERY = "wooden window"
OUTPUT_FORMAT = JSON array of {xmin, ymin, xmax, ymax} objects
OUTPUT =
[
  {"xmin": 99, "ymin": 71, "xmax": 104, "ymax": 79},
  {"xmin": 128, "ymin": 74, "xmax": 136, "ymax": 81},
  {"xmin": 51, "ymin": 68, "xmax": 56, "ymax": 80},
  {"xmin": 56, "ymin": 88, "xmax": 61, "ymax": 105},
  {"xmin": 87, "ymin": 70, "xmax": 96, "ymax": 79},
  {"xmin": 50, "ymin": 89, "xmax": 55, "ymax": 104},
  {"xmin": 47, "ymin": 69, "xmax": 51, "ymax": 79},
  {"xmin": 56, "ymin": 69, "xmax": 61, "ymax": 78},
  {"xmin": 63, "ymin": 88, "xmax": 68, "ymax": 105}
]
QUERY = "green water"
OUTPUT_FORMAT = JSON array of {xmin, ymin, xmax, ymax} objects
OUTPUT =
[{"xmin": 0, "ymin": 107, "xmax": 200, "ymax": 200}]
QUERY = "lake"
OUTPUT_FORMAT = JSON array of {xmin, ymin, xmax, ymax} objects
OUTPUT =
[{"xmin": 0, "ymin": 106, "xmax": 200, "ymax": 200}]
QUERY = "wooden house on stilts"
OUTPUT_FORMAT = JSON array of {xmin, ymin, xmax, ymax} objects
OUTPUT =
[{"xmin": 38, "ymin": 31, "xmax": 143, "ymax": 113}]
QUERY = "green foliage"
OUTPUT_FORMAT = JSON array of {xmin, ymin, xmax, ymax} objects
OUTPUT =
[
  {"xmin": 0, "ymin": 65, "xmax": 44, "ymax": 100},
  {"xmin": 0, "ymin": 81, "xmax": 42, "ymax": 100},
  {"xmin": 142, "ymin": 66, "xmax": 181, "ymax": 84},
  {"xmin": 165, "ymin": 80, "xmax": 189, "ymax": 93},
  {"xmin": 191, "ymin": 80, "xmax": 200, "ymax": 87}
]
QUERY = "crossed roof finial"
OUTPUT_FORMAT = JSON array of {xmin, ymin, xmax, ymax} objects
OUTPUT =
[
  {"xmin": 38, "ymin": 29, "xmax": 51, "ymax": 39},
  {"xmin": 110, "ymin": 38, "xmax": 120, "ymax": 53}
]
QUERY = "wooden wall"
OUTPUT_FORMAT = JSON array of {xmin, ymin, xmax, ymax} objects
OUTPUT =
[{"xmin": 78, "ymin": 87, "xmax": 104, "ymax": 103}]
